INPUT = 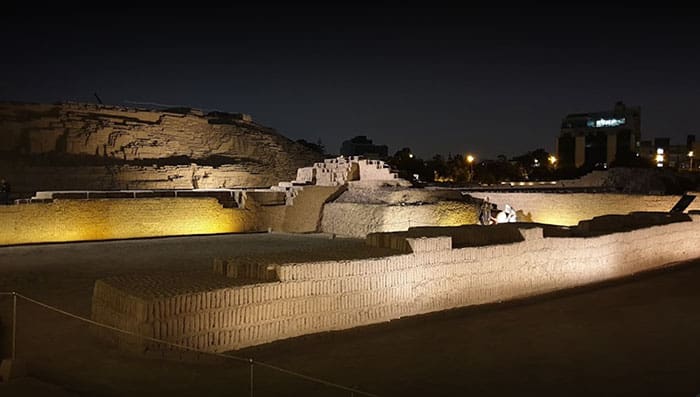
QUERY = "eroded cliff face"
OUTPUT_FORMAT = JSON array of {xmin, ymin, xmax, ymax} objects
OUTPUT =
[{"xmin": 0, "ymin": 102, "xmax": 323, "ymax": 195}]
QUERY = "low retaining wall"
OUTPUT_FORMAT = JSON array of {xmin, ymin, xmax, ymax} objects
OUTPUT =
[
  {"xmin": 321, "ymin": 201, "xmax": 479, "ymax": 237},
  {"xmin": 0, "ymin": 186, "xmax": 342, "ymax": 246},
  {"xmin": 92, "ymin": 214, "xmax": 700, "ymax": 352},
  {"xmin": 0, "ymin": 198, "xmax": 255, "ymax": 245},
  {"xmin": 468, "ymin": 192, "xmax": 700, "ymax": 226}
]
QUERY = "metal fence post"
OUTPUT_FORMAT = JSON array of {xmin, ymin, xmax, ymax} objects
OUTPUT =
[
  {"xmin": 11, "ymin": 292, "xmax": 17, "ymax": 360},
  {"xmin": 249, "ymin": 358, "xmax": 254, "ymax": 397}
]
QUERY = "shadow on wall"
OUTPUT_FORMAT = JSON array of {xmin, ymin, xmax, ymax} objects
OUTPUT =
[
  {"xmin": 367, "ymin": 211, "xmax": 695, "ymax": 251},
  {"xmin": 368, "ymin": 223, "xmax": 530, "ymax": 250},
  {"xmin": 0, "ymin": 313, "xmax": 5, "ymax": 358}
]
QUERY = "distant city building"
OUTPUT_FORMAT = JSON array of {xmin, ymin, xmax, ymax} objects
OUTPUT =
[
  {"xmin": 557, "ymin": 101, "xmax": 641, "ymax": 169},
  {"xmin": 640, "ymin": 134, "xmax": 698, "ymax": 169},
  {"xmin": 340, "ymin": 136, "xmax": 388, "ymax": 159}
]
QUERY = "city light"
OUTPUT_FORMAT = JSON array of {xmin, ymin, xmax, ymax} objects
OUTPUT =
[
  {"xmin": 466, "ymin": 155, "xmax": 475, "ymax": 164},
  {"xmin": 656, "ymin": 148, "xmax": 664, "ymax": 168},
  {"xmin": 548, "ymin": 155, "xmax": 557, "ymax": 165},
  {"xmin": 586, "ymin": 117, "xmax": 626, "ymax": 128}
]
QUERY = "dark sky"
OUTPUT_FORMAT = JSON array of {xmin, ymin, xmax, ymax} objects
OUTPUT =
[{"xmin": 2, "ymin": 4, "xmax": 700, "ymax": 159}]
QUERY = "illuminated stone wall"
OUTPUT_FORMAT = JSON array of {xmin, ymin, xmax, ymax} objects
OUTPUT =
[
  {"xmin": 0, "ymin": 164, "xmax": 279, "ymax": 195},
  {"xmin": 0, "ymin": 198, "xmax": 256, "ymax": 245},
  {"xmin": 91, "ymin": 215, "xmax": 700, "ymax": 352},
  {"xmin": 468, "ymin": 192, "xmax": 700, "ymax": 226},
  {"xmin": 294, "ymin": 156, "xmax": 406, "ymax": 186},
  {"xmin": 0, "ymin": 102, "xmax": 323, "ymax": 195},
  {"xmin": 320, "ymin": 201, "xmax": 480, "ymax": 237},
  {"xmin": 0, "ymin": 186, "xmax": 341, "ymax": 245}
]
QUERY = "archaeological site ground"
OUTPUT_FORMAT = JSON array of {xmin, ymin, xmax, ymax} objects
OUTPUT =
[{"xmin": 1, "ymin": 103, "xmax": 700, "ymax": 397}]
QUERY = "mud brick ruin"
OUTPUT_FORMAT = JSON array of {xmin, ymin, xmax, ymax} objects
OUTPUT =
[
  {"xmin": 92, "ymin": 214, "xmax": 700, "ymax": 352},
  {"xmin": 0, "ymin": 102, "xmax": 323, "ymax": 195},
  {"xmin": 2, "ymin": 101, "xmax": 700, "ymax": 358}
]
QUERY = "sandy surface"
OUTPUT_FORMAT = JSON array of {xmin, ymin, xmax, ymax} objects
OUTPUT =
[
  {"xmin": 0, "ymin": 233, "xmax": 395, "ymax": 313},
  {"xmin": 1, "ymin": 234, "xmax": 700, "ymax": 396}
]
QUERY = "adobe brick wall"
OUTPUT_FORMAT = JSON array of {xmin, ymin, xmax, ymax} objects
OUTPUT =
[
  {"xmin": 0, "ymin": 186, "xmax": 342, "ymax": 245},
  {"xmin": 468, "ymin": 192, "xmax": 700, "ymax": 226},
  {"xmin": 0, "ymin": 198, "xmax": 256, "ymax": 245},
  {"xmin": 92, "ymin": 215, "xmax": 700, "ymax": 352},
  {"xmin": 0, "ymin": 102, "xmax": 323, "ymax": 195},
  {"xmin": 321, "ymin": 201, "xmax": 480, "ymax": 237}
]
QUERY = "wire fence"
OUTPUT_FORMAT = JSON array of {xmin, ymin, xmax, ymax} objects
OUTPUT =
[{"xmin": 0, "ymin": 291, "xmax": 381, "ymax": 397}]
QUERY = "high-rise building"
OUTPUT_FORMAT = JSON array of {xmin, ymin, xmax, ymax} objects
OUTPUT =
[{"xmin": 557, "ymin": 101, "xmax": 641, "ymax": 169}]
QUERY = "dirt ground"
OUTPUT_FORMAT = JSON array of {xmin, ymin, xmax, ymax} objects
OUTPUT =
[{"xmin": 1, "ymin": 233, "xmax": 700, "ymax": 396}]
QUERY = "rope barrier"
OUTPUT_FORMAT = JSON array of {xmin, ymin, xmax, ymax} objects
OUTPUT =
[
  {"xmin": 11, "ymin": 292, "xmax": 244, "ymax": 363},
  {"xmin": 2, "ymin": 291, "xmax": 381, "ymax": 397},
  {"xmin": 255, "ymin": 360, "xmax": 381, "ymax": 397}
]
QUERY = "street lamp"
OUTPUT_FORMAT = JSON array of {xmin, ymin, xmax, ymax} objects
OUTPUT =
[
  {"xmin": 466, "ymin": 154, "xmax": 475, "ymax": 183},
  {"xmin": 690, "ymin": 151, "xmax": 694, "ymax": 170},
  {"xmin": 548, "ymin": 155, "xmax": 557, "ymax": 166}
]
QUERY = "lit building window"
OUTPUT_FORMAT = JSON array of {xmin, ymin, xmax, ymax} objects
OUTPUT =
[
  {"xmin": 655, "ymin": 148, "xmax": 664, "ymax": 167},
  {"xmin": 586, "ymin": 117, "xmax": 626, "ymax": 128}
]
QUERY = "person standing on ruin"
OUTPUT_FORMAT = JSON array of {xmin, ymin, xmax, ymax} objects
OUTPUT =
[{"xmin": 479, "ymin": 197, "xmax": 493, "ymax": 225}]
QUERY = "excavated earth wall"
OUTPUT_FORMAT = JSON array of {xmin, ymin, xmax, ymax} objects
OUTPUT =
[{"xmin": 0, "ymin": 102, "xmax": 322, "ymax": 196}]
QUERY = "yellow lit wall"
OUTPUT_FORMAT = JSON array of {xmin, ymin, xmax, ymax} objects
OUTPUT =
[
  {"xmin": 468, "ymin": 192, "xmax": 700, "ymax": 226},
  {"xmin": 0, "ymin": 198, "xmax": 255, "ymax": 246},
  {"xmin": 321, "ymin": 201, "xmax": 480, "ymax": 237}
]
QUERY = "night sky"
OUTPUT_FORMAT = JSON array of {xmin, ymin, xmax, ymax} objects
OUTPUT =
[{"xmin": 2, "ymin": 4, "xmax": 699, "ymax": 159}]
